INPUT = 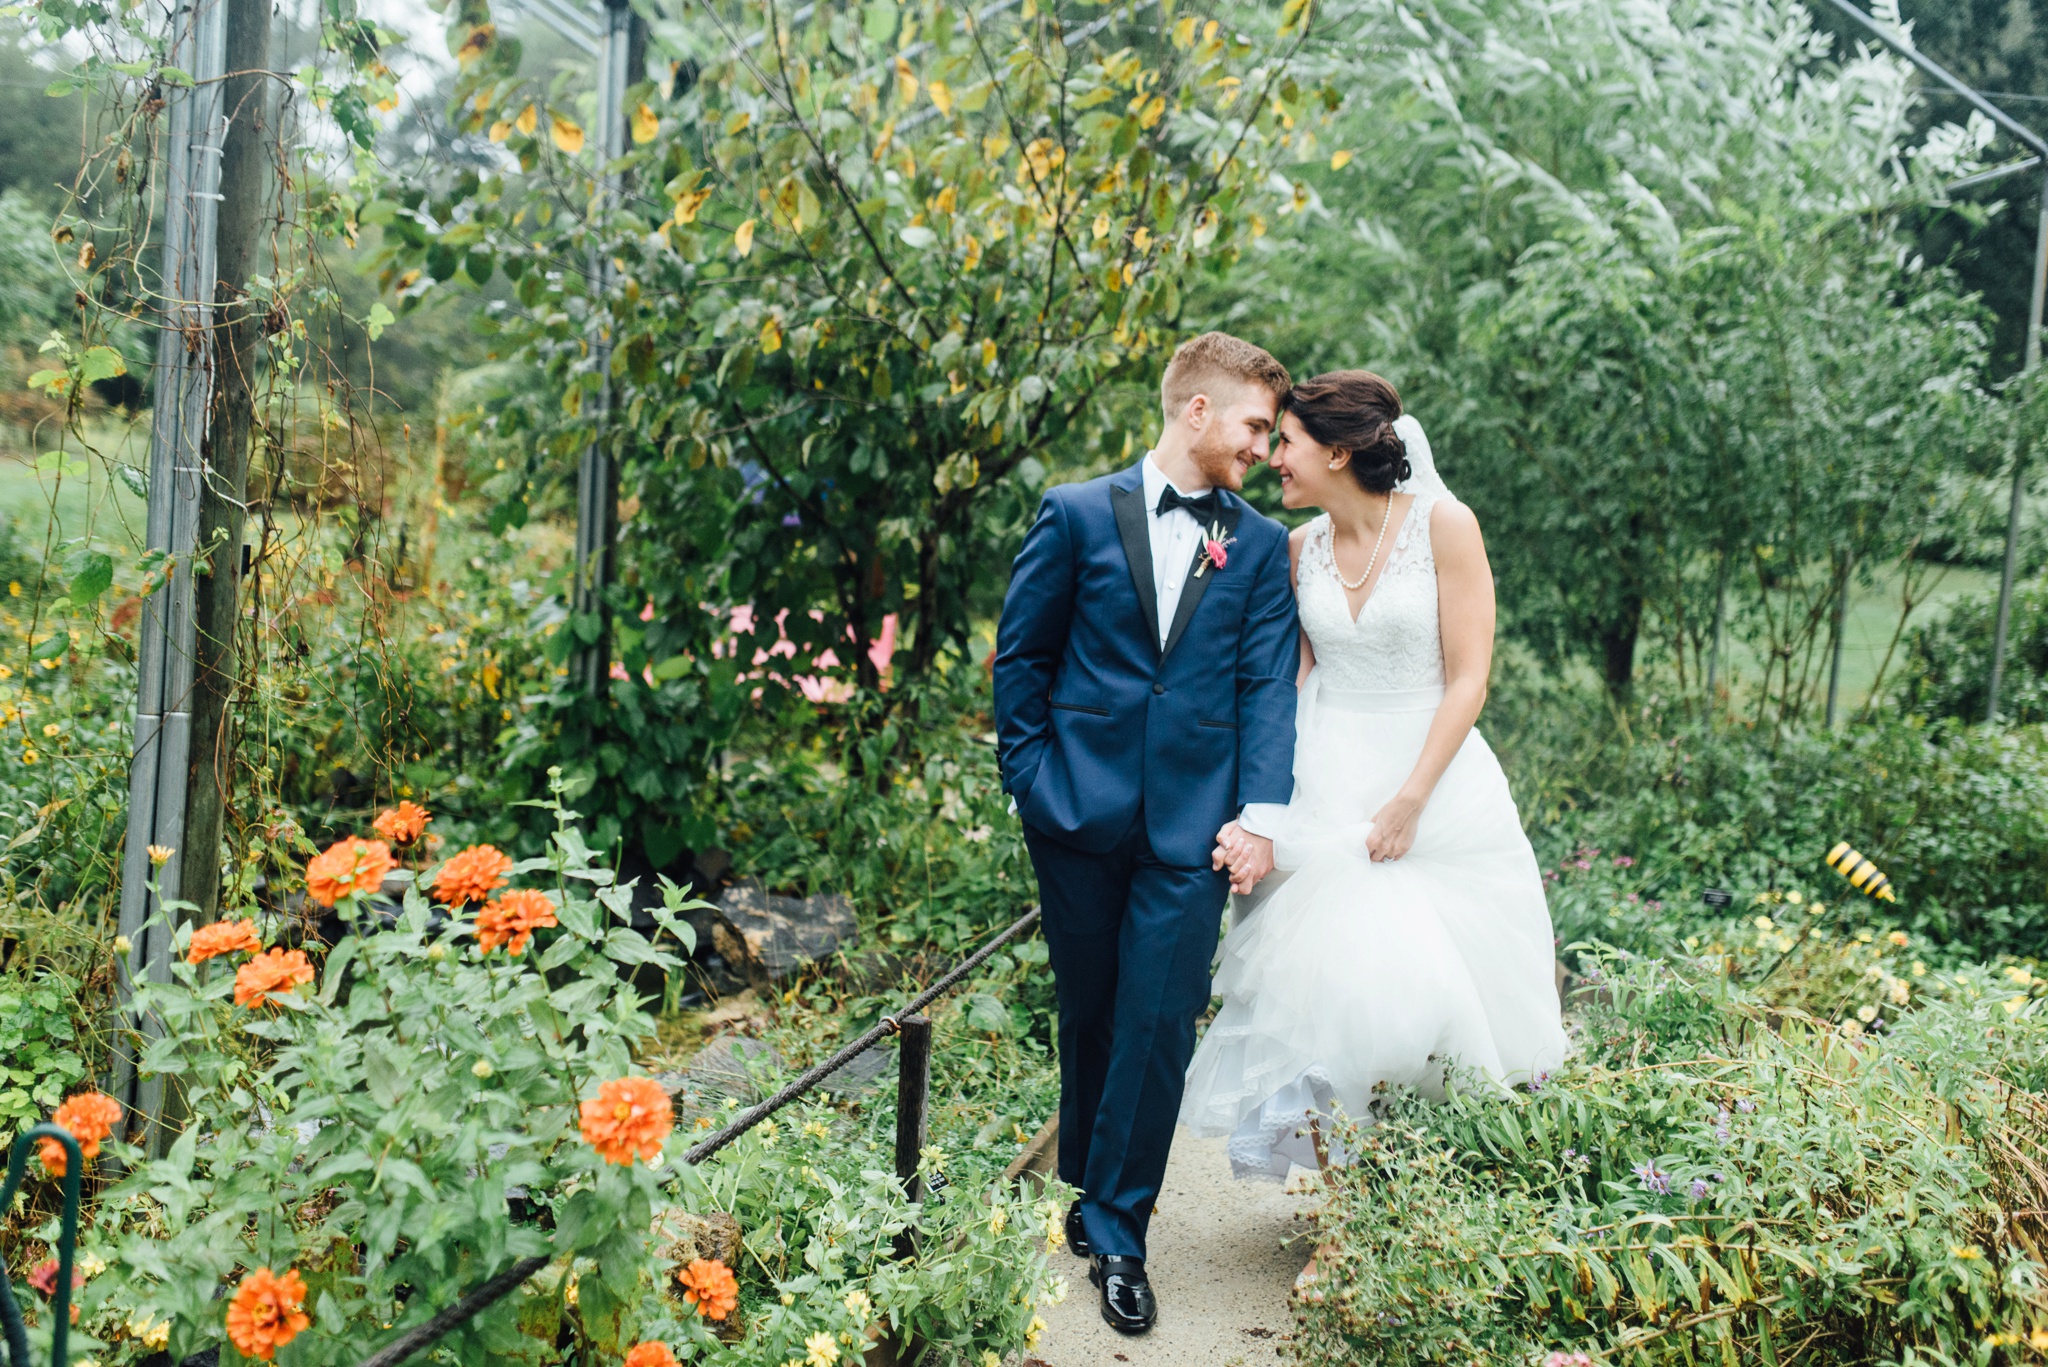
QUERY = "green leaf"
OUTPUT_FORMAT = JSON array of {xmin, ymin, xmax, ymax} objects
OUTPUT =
[
  {"xmin": 32, "ymin": 633, "xmax": 69, "ymax": 662},
  {"xmin": 66, "ymin": 550, "xmax": 112, "ymax": 606},
  {"xmin": 77, "ymin": 346, "xmax": 126, "ymax": 383},
  {"xmin": 117, "ymin": 464, "xmax": 148, "ymax": 499},
  {"xmin": 962, "ymin": 992, "xmax": 1012, "ymax": 1035},
  {"xmin": 158, "ymin": 66, "xmax": 194, "ymax": 86},
  {"xmin": 366, "ymin": 302, "xmax": 395, "ymax": 341}
]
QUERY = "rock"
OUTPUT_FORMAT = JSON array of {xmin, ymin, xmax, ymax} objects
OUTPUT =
[
  {"xmin": 711, "ymin": 879, "xmax": 858, "ymax": 989},
  {"xmin": 685, "ymin": 1034, "xmax": 784, "ymax": 1102},
  {"xmin": 819, "ymin": 1046, "xmax": 891, "ymax": 1098},
  {"xmin": 653, "ymin": 1206, "xmax": 744, "ymax": 1271}
]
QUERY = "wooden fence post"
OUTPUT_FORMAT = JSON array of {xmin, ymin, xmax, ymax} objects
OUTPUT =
[{"xmin": 892, "ymin": 1014, "xmax": 932, "ymax": 1260}]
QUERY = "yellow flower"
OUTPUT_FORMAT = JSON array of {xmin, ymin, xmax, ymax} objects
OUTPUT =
[
  {"xmin": 0, "ymin": 665, "xmax": 10, "ymax": 679},
  {"xmin": 2003, "ymin": 996, "xmax": 2026, "ymax": 1015},
  {"xmin": 40, "ymin": 722, "xmax": 57, "ymax": 737},
  {"xmin": 842, "ymin": 1289, "xmax": 871, "ymax": 1320},
  {"xmin": 20, "ymin": 748, "xmax": 36, "ymax": 764},
  {"xmin": 804, "ymin": 1120, "xmax": 830, "ymax": 1139},
  {"xmin": 1330, "ymin": 148, "xmax": 1354, "ymax": 170},
  {"xmin": 147, "ymin": 844, "xmax": 175, "ymax": 866},
  {"xmin": 2003, "ymin": 965, "xmax": 2035, "ymax": 985},
  {"xmin": 988, "ymin": 1204, "xmax": 1007, "ymax": 1235},
  {"xmin": 981, "ymin": 1354, "xmax": 1000, "ymax": 1367},
  {"xmin": 1887, "ymin": 930, "xmax": 1910, "ymax": 947},
  {"xmin": 1912, "ymin": 960, "xmax": 1928, "ymax": 977},
  {"xmin": 1952, "ymin": 1245, "xmax": 1982, "ymax": 1259},
  {"xmin": 804, "ymin": 1331, "xmax": 840, "ymax": 1366},
  {"xmin": 125, "ymin": 1309, "xmax": 170, "ymax": 1349},
  {"xmin": 1753, "ymin": 915, "xmax": 1775, "ymax": 930},
  {"xmin": 1839, "ymin": 1018, "xmax": 1864, "ymax": 1039},
  {"xmin": 1046, "ymin": 1275, "xmax": 1067, "ymax": 1305},
  {"xmin": 1784, "ymin": 890, "xmax": 1803, "ymax": 905},
  {"xmin": 1856, "ymin": 1005, "xmax": 1879, "ymax": 1023},
  {"xmin": 2029, "ymin": 1328, "xmax": 2048, "ymax": 1351},
  {"xmin": 1024, "ymin": 1313, "xmax": 1046, "ymax": 1349},
  {"xmin": 5, "ymin": 582, "xmax": 16, "ymax": 596}
]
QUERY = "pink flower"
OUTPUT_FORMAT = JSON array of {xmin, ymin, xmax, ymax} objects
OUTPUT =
[
  {"xmin": 1204, "ymin": 538, "xmax": 1229, "ymax": 570},
  {"xmin": 639, "ymin": 601, "xmax": 655, "ymax": 622},
  {"xmin": 609, "ymin": 661, "xmax": 630, "ymax": 682},
  {"xmin": 730, "ymin": 604, "xmax": 756, "ymax": 634},
  {"xmin": 869, "ymin": 613, "xmax": 898, "ymax": 675}
]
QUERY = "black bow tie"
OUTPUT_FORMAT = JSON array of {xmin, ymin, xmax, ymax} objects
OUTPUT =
[{"xmin": 1155, "ymin": 485, "xmax": 1221, "ymax": 522}]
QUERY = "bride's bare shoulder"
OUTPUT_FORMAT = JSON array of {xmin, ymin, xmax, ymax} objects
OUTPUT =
[{"xmin": 1427, "ymin": 498, "xmax": 1486, "ymax": 564}]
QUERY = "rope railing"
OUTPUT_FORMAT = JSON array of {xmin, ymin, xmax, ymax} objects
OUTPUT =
[{"xmin": 352, "ymin": 904, "xmax": 1043, "ymax": 1367}]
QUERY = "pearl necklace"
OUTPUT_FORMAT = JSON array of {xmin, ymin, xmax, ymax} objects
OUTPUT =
[{"xmin": 1333, "ymin": 496, "xmax": 1394, "ymax": 592}]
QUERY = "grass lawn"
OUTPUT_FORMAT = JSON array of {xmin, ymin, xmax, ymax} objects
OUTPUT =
[
  {"xmin": 1714, "ymin": 562, "xmax": 1999, "ymax": 714},
  {"xmin": 0, "ymin": 415, "xmax": 152, "ymax": 555}
]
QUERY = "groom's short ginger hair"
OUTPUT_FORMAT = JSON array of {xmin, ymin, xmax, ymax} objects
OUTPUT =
[{"xmin": 1159, "ymin": 332, "xmax": 1291, "ymax": 422}]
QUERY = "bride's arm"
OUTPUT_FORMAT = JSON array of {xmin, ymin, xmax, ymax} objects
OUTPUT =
[
  {"xmin": 1363, "ymin": 500, "xmax": 1495, "ymax": 862},
  {"xmin": 1290, "ymin": 523, "xmax": 1317, "ymax": 686}
]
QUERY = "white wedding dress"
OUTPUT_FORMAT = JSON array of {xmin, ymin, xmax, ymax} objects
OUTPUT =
[{"xmin": 1180, "ymin": 443, "xmax": 1569, "ymax": 1180}]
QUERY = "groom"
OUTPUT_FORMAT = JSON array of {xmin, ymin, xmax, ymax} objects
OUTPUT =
[{"xmin": 993, "ymin": 332, "xmax": 1299, "ymax": 1334}]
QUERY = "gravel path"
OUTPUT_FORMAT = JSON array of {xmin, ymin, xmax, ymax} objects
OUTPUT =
[{"xmin": 1029, "ymin": 1132, "xmax": 1317, "ymax": 1367}]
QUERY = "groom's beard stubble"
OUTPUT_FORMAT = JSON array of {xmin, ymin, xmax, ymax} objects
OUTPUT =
[{"xmin": 1190, "ymin": 423, "xmax": 1247, "ymax": 491}]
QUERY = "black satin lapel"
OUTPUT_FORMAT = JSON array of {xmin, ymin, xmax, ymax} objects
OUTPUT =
[
  {"xmin": 1110, "ymin": 482, "xmax": 1161, "ymax": 655},
  {"xmin": 1161, "ymin": 499, "xmax": 1243, "ymax": 661}
]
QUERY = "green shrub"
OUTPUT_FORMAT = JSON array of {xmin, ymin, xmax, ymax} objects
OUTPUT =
[
  {"xmin": 1899, "ymin": 574, "xmax": 2048, "ymax": 726},
  {"xmin": 1294, "ymin": 954, "xmax": 2048, "ymax": 1365},
  {"xmin": 1524, "ymin": 715, "xmax": 2048, "ymax": 960},
  {"xmin": 36, "ymin": 775, "xmax": 1060, "ymax": 1367}
]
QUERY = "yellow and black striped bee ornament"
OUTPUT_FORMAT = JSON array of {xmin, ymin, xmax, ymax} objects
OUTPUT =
[{"xmin": 1825, "ymin": 841, "xmax": 1896, "ymax": 903}]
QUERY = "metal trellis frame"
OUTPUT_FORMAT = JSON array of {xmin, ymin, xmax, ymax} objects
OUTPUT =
[
  {"xmin": 568, "ymin": 0, "xmax": 646, "ymax": 698},
  {"xmin": 1823, "ymin": 0, "xmax": 2048, "ymax": 723},
  {"xmin": 112, "ymin": 0, "xmax": 230, "ymax": 1154}
]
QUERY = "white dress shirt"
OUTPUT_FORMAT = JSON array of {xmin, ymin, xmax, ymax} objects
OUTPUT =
[{"xmin": 1141, "ymin": 453, "xmax": 1285, "ymax": 844}]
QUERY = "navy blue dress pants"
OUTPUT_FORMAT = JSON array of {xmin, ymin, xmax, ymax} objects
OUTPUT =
[{"xmin": 1024, "ymin": 815, "xmax": 1229, "ymax": 1259}]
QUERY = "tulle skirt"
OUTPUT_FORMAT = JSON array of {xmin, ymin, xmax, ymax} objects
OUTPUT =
[{"xmin": 1179, "ymin": 673, "xmax": 1569, "ymax": 1180}]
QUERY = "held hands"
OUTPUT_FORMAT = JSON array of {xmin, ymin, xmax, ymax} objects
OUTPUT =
[
  {"xmin": 1211, "ymin": 820, "xmax": 1275, "ymax": 896},
  {"xmin": 1364, "ymin": 791, "xmax": 1425, "ymax": 862}
]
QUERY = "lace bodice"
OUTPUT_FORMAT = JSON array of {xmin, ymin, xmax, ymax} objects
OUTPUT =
[{"xmin": 1296, "ymin": 495, "xmax": 1444, "ymax": 691}]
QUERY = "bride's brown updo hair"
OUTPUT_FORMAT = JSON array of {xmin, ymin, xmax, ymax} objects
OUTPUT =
[{"xmin": 1284, "ymin": 370, "xmax": 1409, "ymax": 495}]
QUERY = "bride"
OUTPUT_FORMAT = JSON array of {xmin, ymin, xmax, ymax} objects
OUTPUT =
[{"xmin": 1181, "ymin": 369, "xmax": 1568, "ymax": 1183}]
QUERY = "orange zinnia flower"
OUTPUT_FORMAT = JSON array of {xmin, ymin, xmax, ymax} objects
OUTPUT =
[
  {"xmin": 578, "ymin": 1076, "xmax": 673, "ymax": 1166},
  {"xmin": 304, "ymin": 837, "xmax": 396, "ymax": 908},
  {"xmin": 372, "ymin": 800, "xmax": 431, "ymax": 844},
  {"xmin": 474, "ymin": 887, "xmax": 558, "ymax": 955},
  {"xmin": 431, "ymin": 844, "xmax": 514, "ymax": 906},
  {"xmin": 188, "ymin": 917, "xmax": 261, "ymax": 965},
  {"xmin": 225, "ymin": 1267, "xmax": 311, "ymax": 1361},
  {"xmin": 624, "ymin": 1342, "xmax": 682, "ymax": 1367},
  {"xmin": 677, "ymin": 1258, "xmax": 739, "ymax": 1321},
  {"xmin": 38, "ymin": 1091, "xmax": 121, "ymax": 1177},
  {"xmin": 234, "ymin": 947, "xmax": 316, "ymax": 1008}
]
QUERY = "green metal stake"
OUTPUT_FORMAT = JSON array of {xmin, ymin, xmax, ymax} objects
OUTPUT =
[{"xmin": 0, "ymin": 1125, "xmax": 82, "ymax": 1367}]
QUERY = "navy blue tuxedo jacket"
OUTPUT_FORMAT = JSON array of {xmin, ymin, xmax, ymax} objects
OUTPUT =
[{"xmin": 993, "ymin": 461, "xmax": 1299, "ymax": 868}]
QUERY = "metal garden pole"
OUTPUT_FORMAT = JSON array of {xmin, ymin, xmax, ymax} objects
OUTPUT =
[
  {"xmin": 1987, "ymin": 174, "xmax": 2048, "ymax": 720},
  {"xmin": 1821, "ymin": 0, "xmax": 2048, "ymax": 723},
  {"xmin": 569, "ymin": 0, "xmax": 644, "ymax": 697},
  {"xmin": 112, "ymin": 0, "xmax": 227, "ymax": 1151}
]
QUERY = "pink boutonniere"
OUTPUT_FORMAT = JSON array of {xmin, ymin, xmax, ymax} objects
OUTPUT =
[{"xmin": 1193, "ymin": 520, "xmax": 1236, "ymax": 578}]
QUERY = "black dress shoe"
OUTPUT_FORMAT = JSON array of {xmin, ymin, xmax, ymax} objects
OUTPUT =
[
  {"xmin": 1090, "ymin": 1255, "xmax": 1156, "ymax": 1335},
  {"xmin": 1064, "ymin": 1199, "xmax": 1091, "ymax": 1257}
]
